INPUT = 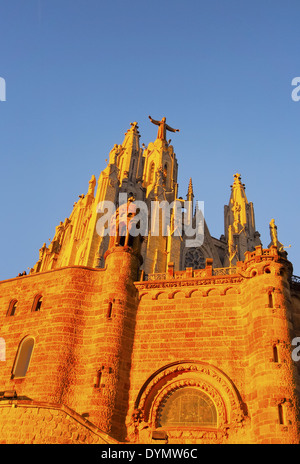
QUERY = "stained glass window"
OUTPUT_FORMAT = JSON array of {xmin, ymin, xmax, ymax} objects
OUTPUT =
[
  {"xmin": 184, "ymin": 248, "xmax": 205, "ymax": 269},
  {"xmin": 157, "ymin": 387, "xmax": 217, "ymax": 428}
]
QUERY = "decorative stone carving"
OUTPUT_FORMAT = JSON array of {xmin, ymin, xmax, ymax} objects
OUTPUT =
[
  {"xmin": 134, "ymin": 361, "xmax": 246, "ymax": 442},
  {"xmin": 153, "ymin": 380, "xmax": 225, "ymax": 429},
  {"xmin": 148, "ymin": 116, "xmax": 180, "ymax": 141},
  {"xmin": 126, "ymin": 408, "xmax": 151, "ymax": 444},
  {"xmin": 136, "ymin": 275, "xmax": 244, "ymax": 292}
]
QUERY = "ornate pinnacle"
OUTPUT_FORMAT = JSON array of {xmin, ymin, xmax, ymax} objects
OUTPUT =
[
  {"xmin": 124, "ymin": 121, "xmax": 140, "ymax": 137},
  {"xmin": 188, "ymin": 177, "xmax": 193, "ymax": 192}
]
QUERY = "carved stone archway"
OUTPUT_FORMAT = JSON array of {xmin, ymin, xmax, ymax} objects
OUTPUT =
[{"xmin": 130, "ymin": 361, "xmax": 246, "ymax": 443}]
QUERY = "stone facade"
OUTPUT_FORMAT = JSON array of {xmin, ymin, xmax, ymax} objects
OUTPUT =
[{"xmin": 1, "ymin": 120, "xmax": 300, "ymax": 444}]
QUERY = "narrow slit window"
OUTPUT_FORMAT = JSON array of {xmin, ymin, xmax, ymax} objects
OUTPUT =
[
  {"xmin": 149, "ymin": 162, "xmax": 155, "ymax": 184},
  {"xmin": 94, "ymin": 370, "xmax": 102, "ymax": 388},
  {"xmin": 278, "ymin": 404, "xmax": 284, "ymax": 425},
  {"xmin": 107, "ymin": 302, "xmax": 113, "ymax": 319},
  {"xmin": 163, "ymin": 163, "xmax": 168, "ymax": 186},
  {"xmin": 268, "ymin": 292, "xmax": 274, "ymax": 308},
  {"xmin": 273, "ymin": 345, "xmax": 279, "ymax": 363}
]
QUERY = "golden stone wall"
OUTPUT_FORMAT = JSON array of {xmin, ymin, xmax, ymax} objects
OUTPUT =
[{"xmin": 0, "ymin": 245, "xmax": 299, "ymax": 444}]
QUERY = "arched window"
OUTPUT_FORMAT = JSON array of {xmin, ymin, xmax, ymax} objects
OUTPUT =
[
  {"xmin": 163, "ymin": 163, "xmax": 168, "ymax": 186},
  {"xmin": 0, "ymin": 337, "xmax": 6, "ymax": 361},
  {"xmin": 157, "ymin": 387, "xmax": 217, "ymax": 428},
  {"xmin": 7, "ymin": 299, "xmax": 18, "ymax": 316},
  {"xmin": 11, "ymin": 336, "xmax": 35, "ymax": 379},
  {"xmin": 32, "ymin": 295, "xmax": 43, "ymax": 312}
]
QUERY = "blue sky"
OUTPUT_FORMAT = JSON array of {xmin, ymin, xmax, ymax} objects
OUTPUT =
[{"xmin": 0, "ymin": 0, "xmax": 300, "ymax": 280}]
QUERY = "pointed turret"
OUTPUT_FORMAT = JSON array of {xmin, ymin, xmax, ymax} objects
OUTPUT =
[
  {"xmin": 228, "ymin": 173, "xmax": 248, "ymax": 232},
  {"xmin": 187, "ymin": 177, "xmax": 194, "ymax": 198},
  {"xmin": 224, "ymin": 173, "xmax": 261, "ymax": 265},
  {"xmin": 118, "ymin": 122, "xmax": 142, "ymax": 184},
  {"xmin": 186, "ymin": 177, "xmax": 194, "ymax": 228}
]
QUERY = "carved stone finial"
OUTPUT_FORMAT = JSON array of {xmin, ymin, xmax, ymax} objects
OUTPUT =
[
  {"xmin": 125, "ymin": 121, "xmax": 140, "ymax": 137},
  {"xmin": 88, "ymin": 175, "xmax": 96, "ymax": 196},
  {"xmin": 187, "ymin": 177, "xmax": 194, "ymax": 196},
  {"xmin": 130, "ymin": 121, "xmax": 139, "ymax": 131}
]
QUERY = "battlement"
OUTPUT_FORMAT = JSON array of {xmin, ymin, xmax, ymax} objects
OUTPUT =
[{"xmin": 138, "ymin": 246, "xmax": 291, "ymax": 288}]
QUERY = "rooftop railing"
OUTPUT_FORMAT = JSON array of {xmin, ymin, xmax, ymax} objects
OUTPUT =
[{"xmin": 144, "ymin": 266, "xmax": 238, "ymax": 281}]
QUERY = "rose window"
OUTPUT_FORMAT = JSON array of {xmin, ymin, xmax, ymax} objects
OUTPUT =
[{"xmin": 184, "ymin": 248, "xmax": 205, "ymax": 269}]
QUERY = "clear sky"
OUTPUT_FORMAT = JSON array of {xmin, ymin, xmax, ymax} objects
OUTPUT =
[{"xmin": 0, "ymin": 0, "xmax": 300, "ymax": 280}]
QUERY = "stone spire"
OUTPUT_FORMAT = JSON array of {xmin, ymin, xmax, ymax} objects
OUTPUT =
[
  {"xmin": 187, "ymin": 178, "xmax": 194, "ymax": 199},
  {"xmin": 118, "ymin": 122, "xmax": 142, "ymax": 185},
  {"xmin": 229, "ymin": 173, "xmax": 248, "ymax": 232},
  {"xmin": 186, "ymin": 178, "xmax": 194, "ymax": 227},
  {"xmin": 224, "ymin": 173, "xmax": 261, "ymax": 265}
]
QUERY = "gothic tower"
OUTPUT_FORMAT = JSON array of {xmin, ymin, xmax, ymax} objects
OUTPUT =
[
  {"xmin": 224, "ymin": 173, "xmax": 261, "ymax": 266},
  {"xmin": 141, "ymin": 127, "xmax": 180, "ymax": 274},
  {"xmin": 94, "ymin": 200, "xmax": 143, "ymax": 441}
]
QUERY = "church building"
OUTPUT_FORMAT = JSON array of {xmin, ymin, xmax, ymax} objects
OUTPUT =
[{"xmin": 0, "ymin": 117, "xmax": 300, "ymax": 444}]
